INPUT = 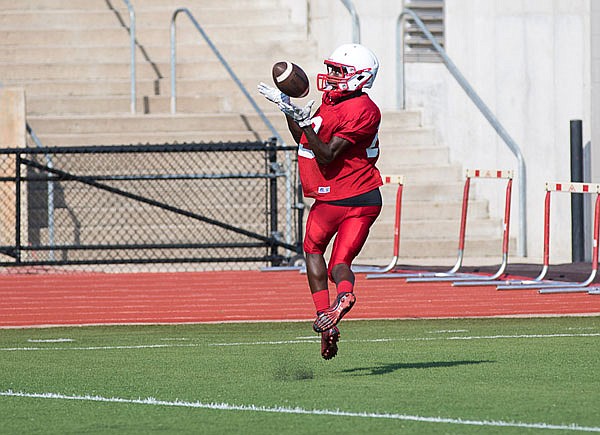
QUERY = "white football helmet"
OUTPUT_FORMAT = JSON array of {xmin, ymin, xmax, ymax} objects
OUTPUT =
[{"xmin": 317, "ymin": 43, "xmax": 379, "ymax": 92}]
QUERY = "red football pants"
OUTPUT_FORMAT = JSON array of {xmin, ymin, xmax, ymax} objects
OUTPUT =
[{"xmin": 303, "ymin": 201, "xmax": 381, "ymax": 279}]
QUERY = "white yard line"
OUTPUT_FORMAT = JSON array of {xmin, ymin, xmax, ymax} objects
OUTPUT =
[
  {"xmin": 0, "ymin": 332, "xmax": 598, "ymax": 352},
  {"xmin": 0, "ymin": 390, "xmax": 598, "ymax": 432},
  {"xmin": 27, "ymin": 338, "xmax": 74, "ymax": 343}
]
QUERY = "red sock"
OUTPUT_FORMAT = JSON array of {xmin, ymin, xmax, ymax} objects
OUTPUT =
[
  {"xmin": 311, "ymin": 289, "xmax": 330, "ymax": 313},
  {"xmin": 336, "ymin": 280, "xmax": 354, "ymax": 295}
]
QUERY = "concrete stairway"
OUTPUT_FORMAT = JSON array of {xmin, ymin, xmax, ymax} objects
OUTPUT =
[{"xmin": 0, "ymin": 0, "xmax": 512, "ymax": 263}]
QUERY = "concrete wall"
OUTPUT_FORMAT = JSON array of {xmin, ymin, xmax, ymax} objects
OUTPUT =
[
  {"xmin": 0, "ymin": 87, "xmax": 26, "ymax": 247},
  {"xmin": 300, "ymin": 0, "xmax": 592, "ymax": 262},
  {"xmin": 593, "ymin": 2, "xmax": 600, "ymax": 185}
]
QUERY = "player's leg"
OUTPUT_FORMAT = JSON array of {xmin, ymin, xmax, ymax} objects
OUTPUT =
[
  {"xmin": 329, "ymin": 205, "xmax": 381, "ymax": 287},
  {"xmin": 303, "ymin": 201, "xmax": 343, "ymax": 313},
  {"xmin": 313, "ymin": 205, "xmax": 381, "ymax": 333}
]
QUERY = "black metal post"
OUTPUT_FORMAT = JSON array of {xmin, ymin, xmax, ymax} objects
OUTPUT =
[
  {"xmin": 15, "ymin": 153, "xmax": 21, "ymax": 264},
  {"xmin": 267, "ymin": 139, "xmax": 280, "ymax": 265},
  {"xmin": 570, "ymin": 119, "xmax": 584, "ymax": 262}
]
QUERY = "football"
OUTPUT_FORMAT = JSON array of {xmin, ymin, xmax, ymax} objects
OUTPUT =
[{"xmin": 272, "ymin": 61, "xmax": 310, "ymax": 98}]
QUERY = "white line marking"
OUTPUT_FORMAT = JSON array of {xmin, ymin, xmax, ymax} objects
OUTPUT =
[
  {"xmin": 26, "ymin": 338, "xmax": 74, "ymax": 343},
  {"xmin": 0, "ymin": 332, "xmax": 598, "ymax": 352},
  {"xmin": 0, "ymin": 390, "xmax": 597, "ymax": 432},
  {"xmin": 427, "ymin": 330, "xmax": 469, "ymax": 334},
  {"xmin": 208, "ymin": 333, "xmax": 600, "ymax": 347},
  {"xmin": 0, "ymin": 344, "xmax": 191, "ymax": 352}
]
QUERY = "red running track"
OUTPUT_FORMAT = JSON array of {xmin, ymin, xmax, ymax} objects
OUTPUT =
[{"xmin": 0, "ymin": 270, "xmax": 599, "ymax": 328}]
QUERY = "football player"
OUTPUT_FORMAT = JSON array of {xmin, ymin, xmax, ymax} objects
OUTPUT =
[{"xmin": 259, "ymin": 44, "xmax": 382, "ymax": 359}]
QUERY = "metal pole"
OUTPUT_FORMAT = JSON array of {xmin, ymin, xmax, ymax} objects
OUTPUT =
[
  {"xmin": 170, "ymin": 14, "xmax": 177, "ymax": 114},
  {"xmin": 396, "ymin": 8, "xmax": 527, "ymax": 257},
  {"xmin": 15, "ymin": 153, "xmax": 21, "ymax": 264},
  {"xmin": 339, "ymin": 0, "xmax": 361, "ymax": 44},
  {"xmin": 570, "ymin": 119, "xmax": 584, "ymax": 262},
  {"xmin": 126, "ymin": 1, "xmax": 136, "ymax": 114},
  {"xmin": 268, "ymin": 139, "xmax": 280, "ymax": 265}
]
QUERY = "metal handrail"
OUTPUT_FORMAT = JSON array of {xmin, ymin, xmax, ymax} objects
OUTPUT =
[
  {"xmin": 26, "ymin": 123, "xmax": 55, "ymax": 260},
  {"xmin": 121, "ymin": 0, "xmax": 136, "ymax": 114},
  {"xmin": 169, "ymin": 8, "xmax": 283, "ymax": 145},
  {"xmin": 170, "ymin": 8, "xmax": 294, "ymax": 251},
  {"xmin": 340, "ymin": 0, "xmax": 360, "ymax": 44},
  {"xmin": 396, "ymin": 8, "xmax": 527, "ymax": 256}
]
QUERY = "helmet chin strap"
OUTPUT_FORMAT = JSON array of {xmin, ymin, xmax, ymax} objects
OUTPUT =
[{"xmin": 322, "ymin": 88, "xmax": 363, "ymax": 105}]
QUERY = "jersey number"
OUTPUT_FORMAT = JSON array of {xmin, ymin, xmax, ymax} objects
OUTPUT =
[{"xmin": 298, "ymin": 116, "xmax": 379, "ymax": 159}]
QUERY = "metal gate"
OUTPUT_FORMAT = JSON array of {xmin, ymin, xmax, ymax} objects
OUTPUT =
[{"xmin": 0, "ymin": 139, "xmax": 302, "ymax": 271}]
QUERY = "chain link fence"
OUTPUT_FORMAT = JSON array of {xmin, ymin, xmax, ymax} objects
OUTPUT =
[{"xmin": 0, "ymin": 140, "xmax": 302, "ymax": 273}]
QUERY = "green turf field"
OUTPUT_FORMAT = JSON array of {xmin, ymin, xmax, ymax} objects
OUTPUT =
[{"xmin": 1, "ymin": 317, "xmax": 599, "ymax": 434}]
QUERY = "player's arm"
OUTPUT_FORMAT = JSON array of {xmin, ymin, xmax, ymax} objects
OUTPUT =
[
  {"xmin": 274, "ymin": 99, "xmax": 352, "ymax": 164},
  {"xmin": 285, "ymin": 115, "xmax": 304, "ymax": 144},
  {"xmin": 300, "ymin": 127, "xmax": 351, "ymax": 165},
  {"xmin": 257, "ymin": 82, "xmax": 306, "ymax": 144},
  {"xmin": 257, "ymin": 82, "xmax": 302, "ymax": 143}
]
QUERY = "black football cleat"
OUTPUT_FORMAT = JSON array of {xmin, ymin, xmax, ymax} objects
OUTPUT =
[{"xmin": 321, "ymin": 326, "xmax": 340, "ymax": 360}]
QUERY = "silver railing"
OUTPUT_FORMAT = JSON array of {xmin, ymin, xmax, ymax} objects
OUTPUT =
[
  {"xmin": 26, "ymin": 123, "xmax": 55, "ymax": 260},
  {"xmin": 105, "ymin": 0, "xmax": 136, "ymax": 113},
  {"xmin": 340, "ymin": 0, "xmax": 360, "ymax": 43},
  {"xmin": 396, "ymin": 8, "xmax": 527, "ymax": 256},
  {"xmin": 169, "ymin": 8, "xmax": 283, "ymax": 143},
  {"xmin": 169, "ymin": 8, "xmax": 294, "ymax": 249},
  {"xmin": 122, "ymin": 0, "xmax": 136, "ymax": 114}
]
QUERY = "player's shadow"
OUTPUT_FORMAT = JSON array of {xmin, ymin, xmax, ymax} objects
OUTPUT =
[{"xmin": 341, "ymin": 360, "xmax": 494, "ymax": 376}]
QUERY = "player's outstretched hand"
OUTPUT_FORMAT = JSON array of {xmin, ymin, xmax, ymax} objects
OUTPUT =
[
  {"xmin": 257, "ymin": 82, "xmax": 290, "ymax": 106},
  {"xmin": 278, "ymin": 100, "xmax": 315, "ymax": 128}
]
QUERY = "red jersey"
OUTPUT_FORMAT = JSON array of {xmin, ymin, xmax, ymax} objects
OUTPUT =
[{"xmin": 298, "ymin": 92, "xmax": 382, "ymax": 201}]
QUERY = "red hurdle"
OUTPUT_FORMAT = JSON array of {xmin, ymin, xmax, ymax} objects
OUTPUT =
[
  {"xmin": 368, "ymin": 169, "xmax": 514, "ymax": 281},
  {"xmin": 497, "ymin": 181, "xmax": 600, "ymax": 294},
  {"xmin": 350, "ymin": 174, "xmax": 404, "ymax": 273}
]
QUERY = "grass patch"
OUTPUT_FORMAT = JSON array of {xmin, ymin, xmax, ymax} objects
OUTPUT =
[{"xmin": 1, "ymin": 317, "xmax": 599, "ymax": 434}]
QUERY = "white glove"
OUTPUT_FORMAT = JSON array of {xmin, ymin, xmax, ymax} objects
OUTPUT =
[
  {"xmin": 257, "ymin": 82, "xmax": 290, "ymax": 105},
  {"xmin": 279, "ymin": 100, "xmax": 315, "ymax": 128}
]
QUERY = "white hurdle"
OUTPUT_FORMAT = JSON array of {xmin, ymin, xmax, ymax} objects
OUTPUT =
[
  {"xmin": 368, "ymin": 169, "xmax": 514, "ymax": 282},
  {"xmin": 497, "ymin": 181, "xmax": 600, "ymax": 294}
]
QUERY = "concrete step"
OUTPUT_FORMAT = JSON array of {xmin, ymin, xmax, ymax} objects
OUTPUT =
[
  {"xmin": 383, "ymin": 182, "xmax": 467, "ymax": 202},
  {"xmin": 28, "ymin": 111, "xmax": 436, "ymax": 152},
  {"xmin": 356, "ymin": 236, "xmax": 517, "ymax": 260},
  {"xmin": 368, "ymin": 217, "xmax": 503, "ymax": 240},
  {"xmin": 33, "ymin": 205, "xmax": 267, "ymax": 230},
  {"xmin": 3, "ymin": 77, "xmax": 263, "ymax": 97},
  {"xmin": 0, "ymin": 0, "xmax": 283, "ymax": 9},
  {"xmin": 27, "ymin": 113, "xmax": 261, "ymax": 133},
  {"xmin": 0, "ymin": 41, "xmax": 318, "ymax": 63},
  {"xmin": 386, "ymin": 199, "xmax": 489, "ymax": 220},
  {"xmin": 381, "ymin": 110, "xmax": 423, "ymax": 129},
  {"xmin": 36, "ymin": 223, "xmax": 270, "ymax": 246},
  {"xmin": 24, "ymin": 94, "xmax": 319, "ymax": 116},
  {"xmin": 32, "ymin": 130, "xmax": 262, "ymax": 146},
  {"xmin": 29, "ymin": 127, "xmax": 452, "ymax": 163},
  {"xmin": 381, "ymin": 164, "xmax": 463, "ymax": 184},
  {"xmin": 27, "ymin": 112, "xmax": 429, "ymax": 135},
  {"xmin": 26, "ymin": 96, "xmax": 225, "ymax": 116},
  {"xmin": 0, "ymin": 8, "xmax": 291, "ymax": 29},
  {"xmin": 378, "ymin": 128, "xmax": 437, "ymax": 148},
  {"xmin": 0, "ymin": 59, "xmax": 294, "ymax": 81},
  {"xmin": 0, "ymin": 25, "xmax": 306, "ymax": 46}
]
